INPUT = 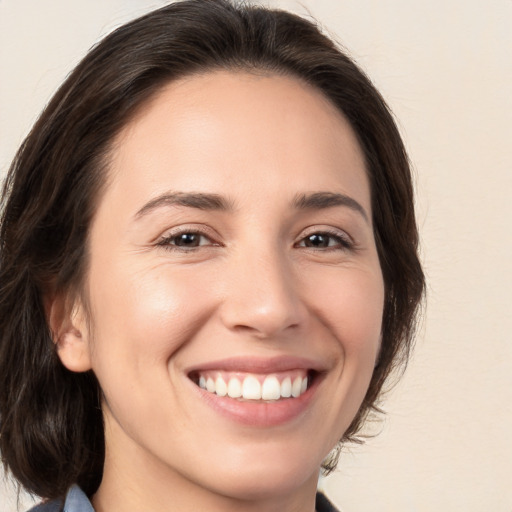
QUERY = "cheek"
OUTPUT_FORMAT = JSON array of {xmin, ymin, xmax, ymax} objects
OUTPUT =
[
  {"xmin": 84, "ymin": 263, "xmax": 223, "ymax": 447},
  {"xmin": 308, "ymin": 265, "xmax": 384, "ymax": 352},
  {"xmin": 305, "ymin": 263, "xmax": 384, "ymax": 419},
  {"xmin": 294, "ymin": 265, "xmax": 384, "ymax": 449},
  {"xmin": 85, "ymin": 262, "xmax": 217, "ymax": 387}
]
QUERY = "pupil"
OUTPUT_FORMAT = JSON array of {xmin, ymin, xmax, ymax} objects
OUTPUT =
[
  {"xmin": 307, "ymin": 234, "xmax": 328, "ymax": 247},
  {"xmin": 176, "ymin": 233, "xmax": 198, "ymax": 246}
]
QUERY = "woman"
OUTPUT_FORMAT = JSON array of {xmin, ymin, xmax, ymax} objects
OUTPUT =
[{"xmin": 0, "ymin": 1, "xmax": 424, "ymax": 511}]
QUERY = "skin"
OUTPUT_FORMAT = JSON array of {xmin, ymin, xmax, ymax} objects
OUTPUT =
[{"xmin": 53, "ymin": 71, "xmax": 385, "ymax": 512}]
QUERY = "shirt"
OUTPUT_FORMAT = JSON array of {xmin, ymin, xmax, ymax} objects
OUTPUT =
[{"xmin": 27, "ymin": 484, "xmax": 340, "ymax": 512}]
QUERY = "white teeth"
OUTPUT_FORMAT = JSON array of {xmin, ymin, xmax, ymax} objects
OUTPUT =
[
  {"xmin": 281, "ymin": 377, "xmax": 292, "ymax": 398},
  {"xmin": 215, "ymin": 376, "xmax": 227, "ymax": 397},
  {"xmin": 197, "ymin": 372, "xmax": 310, "ymax": 400},
  {"xmin": 227, "ymin": 377, "xmax": 242, "ymax": 398},
  {"xmin": 300, "ymin": 377, "xmax": 308, "ymax": 394},
  {"xmin": 261, "ymin": 375, "xmax": 281, "ymax": 400},
  {"xmin": 291, "ymin": 376, "xmax": 302, "ymax": 398},
  {"xmin": 242, "ymin": 376, "xmax": 262, "ymax": 400},
  {"xmin": 206, "ymin": 377, "xmax": 215, "ymax": 393}
]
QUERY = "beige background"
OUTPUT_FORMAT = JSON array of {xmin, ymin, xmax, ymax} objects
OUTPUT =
[{"xmin": 1, "ymin": 1, "xmax": 511, "ymax": 511}]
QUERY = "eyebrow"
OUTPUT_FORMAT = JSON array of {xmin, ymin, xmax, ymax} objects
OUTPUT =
[
  {"xmin": 134, "ymin": 190, "xmax": 369, "ymax": 223},
  {"xmin": 135, "ymin": 192, "xmax": 234, "ymax": 219},
  {"xmin": 292, "ymin": 192, "xmax": 369, "ymax": 222}
]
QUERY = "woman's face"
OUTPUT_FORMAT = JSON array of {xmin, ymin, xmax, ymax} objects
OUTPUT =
[{"xmin": 62, "ymin": 71, "xmax": 384, "ymax": 503}]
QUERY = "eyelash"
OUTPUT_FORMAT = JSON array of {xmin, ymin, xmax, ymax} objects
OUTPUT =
[
  {"xmin": 294, "ymin": 229, "xmax": 353, "ymax": 251},
  {"xmin": 156, "ymin": 228, "xmax": 353, "ymax": 252},
  {"xmin": 156, "ymin": 229, "xmax": 217, "ymax": 252}
]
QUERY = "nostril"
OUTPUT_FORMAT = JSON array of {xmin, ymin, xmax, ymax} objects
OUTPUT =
[{"xmin": 217, "ymin": 274, "xmax": 306, "ymax": 338}]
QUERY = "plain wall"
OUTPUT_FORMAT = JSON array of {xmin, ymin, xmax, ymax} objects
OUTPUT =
[{"xmin": 1, "ymin": 1, "xmax": 511, "ymax": 511}]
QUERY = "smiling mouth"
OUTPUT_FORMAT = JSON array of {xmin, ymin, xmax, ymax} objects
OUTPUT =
[{"xmin": 189, "ymin": 370, "xmax": 315, "ymax": 401}]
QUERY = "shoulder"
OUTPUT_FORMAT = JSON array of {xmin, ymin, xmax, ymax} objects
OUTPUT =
[
  {"xmin": 26, "ymin": 485, "xmax": 94, "ymax": 512},
  {"xmin": 28, "ymin": 488, "xmax": 334, "ymax": 512},
  {"xmin": 26, "ymin": 500, "xmax": 62, "ymax": 512},
  {"xmin": 316, "ymin": 491, "xmax": 341, "ymax": 512}
]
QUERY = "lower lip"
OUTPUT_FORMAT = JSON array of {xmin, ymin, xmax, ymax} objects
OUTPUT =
[{"xmin": 190, "ymin": 374, "xmax": 321, "ymax": 427}]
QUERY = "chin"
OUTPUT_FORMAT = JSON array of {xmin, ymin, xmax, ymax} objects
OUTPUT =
[
  {"xmin": 205, "ymin": 463, "xmax": 319, "ymax": 502},
  {"xmin": 186, "ymin": 438, "xmax": 326, "ymax": 501}
]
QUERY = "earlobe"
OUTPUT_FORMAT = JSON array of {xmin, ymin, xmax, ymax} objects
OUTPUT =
[{"xmin": 46, "ymin": 292, "xmax": 92, "ymax": 373}]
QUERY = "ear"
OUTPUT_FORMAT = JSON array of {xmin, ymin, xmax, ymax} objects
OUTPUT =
[{"xmin": 46, "ymin": 291, "xmax": 92, "ymax": 373}]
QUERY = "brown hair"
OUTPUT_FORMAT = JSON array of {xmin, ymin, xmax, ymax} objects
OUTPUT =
[{"xmin": 0, "ymin": 0, "xmax": 424, "ymax": 500}]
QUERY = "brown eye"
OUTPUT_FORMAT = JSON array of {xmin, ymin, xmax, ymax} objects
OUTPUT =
[
  {"xmin": 173, "ymin": 233, "xmax": 202, "ymax": 247},
  {"xmin": 297, "ymin": 231, "xmax": 352, "ymax": 250},
  {"xmin": 303, "ymin": 233, "xmax": 330, "ymax": 248},
  {"xmin": 158, "ymin": 231, "xmax": 214, "ymax": 250}
]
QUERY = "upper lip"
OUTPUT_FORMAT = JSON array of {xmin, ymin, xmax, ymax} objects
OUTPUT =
[{"xmin": 185, "ymin": 355, "xmax": 328, "ymax": 375}]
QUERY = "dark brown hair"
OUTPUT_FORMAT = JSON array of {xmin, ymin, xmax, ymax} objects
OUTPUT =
[{"xmin": 0, "ymin": 0, "xmax": 424, "ymax": 500}]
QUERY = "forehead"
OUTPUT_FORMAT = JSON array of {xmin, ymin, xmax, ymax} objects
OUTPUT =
[{"xmin": 105, "ymin": 70, "xmax": 370, "ymax": 213}]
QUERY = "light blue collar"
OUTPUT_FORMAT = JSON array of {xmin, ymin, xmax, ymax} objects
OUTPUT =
[{"xmin": 63, "ymin": 485, "xmax": 94, "ymax": 512}]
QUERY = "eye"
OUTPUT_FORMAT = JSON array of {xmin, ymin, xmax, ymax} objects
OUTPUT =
[
  {"xmin": 157, "ymin": 230, "xmax": 216, "ymax": 250},
  {"xmin": 296, "ymin": 231, "xmax": 352, "ymax": 250}
]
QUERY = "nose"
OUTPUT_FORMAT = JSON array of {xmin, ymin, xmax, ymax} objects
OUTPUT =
[{"xmin": 218, "ymin": 247, "xmax": 306, "ymax": 339}]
